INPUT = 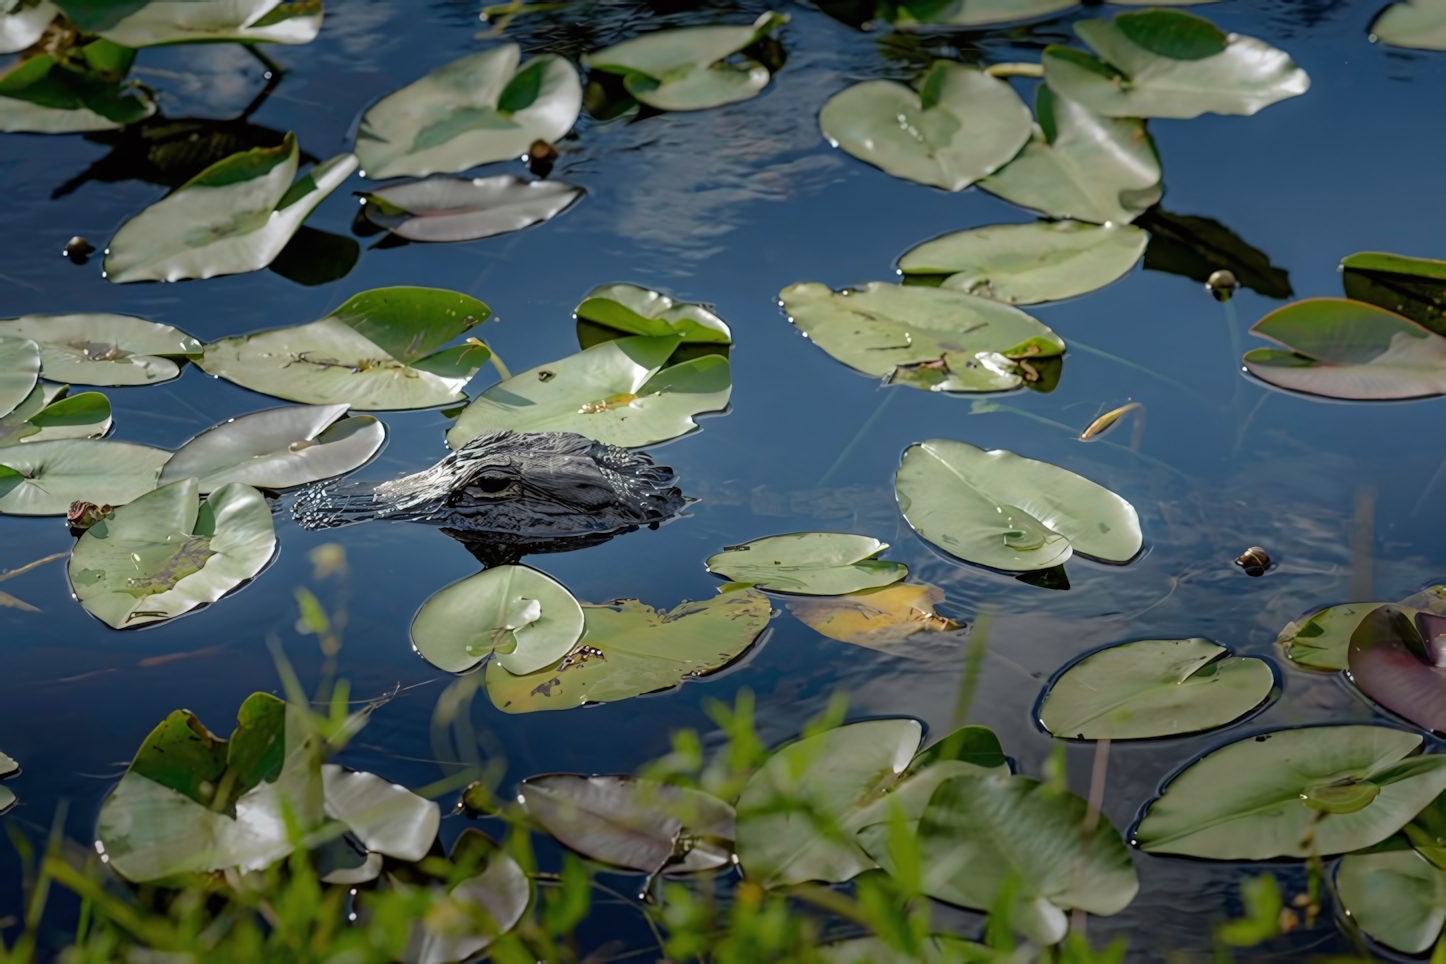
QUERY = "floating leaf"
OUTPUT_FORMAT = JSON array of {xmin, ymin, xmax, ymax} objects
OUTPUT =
[
  {"xmin": 1042, "ymin": 10, "xmax": 1309, "ymax": 119},
  {"xmin": 399, "ymin": 830, "xmax": 529, "ymax": 964},
  {"xmin": 787, "ymin": 582, "xmax": 964, "ymax": 652},
  {"xmin": 447, "ymin": 335, "xmax": 730, "ymax": 449},
  {"xmin": 779, "ymin": 282, "xmax": 1064, "ymax": 394},
  {"xmin": 979, "ymin": 86, "xmax": 1161, "ymax": 225},
  {"xmin": 519, "ymin": 774, "xmax": 735, "ymax": 873},
  {"xmin": 894, "ymin": 439, "xmax": 1141, "ymax": 573},
  {"xmin": 819, "ymin": 61, "xmax": 1031, "ymax": 192},
  {"xmin": 1243, "ymin": 298, "xmax": 1446, "ymax": 400},
  {"xmin": 356, "ymin": 44, "xmax": 581, "ymax": 180},
  {"xmin": 0, "ymin": 383, "xmax": 112, "ymax": 447},
  {"xmin": 1038, "ymin": 637, "xmax": 1274, "ymax": 740},
  {"xmin": 1348, "ymin": 605, "xmax": 1446, "ymax": 735},
  {"xmin": 576, "ymin": 284, "xmax": 732, "ymax": 351},
  {"xmin": 1135, "ymin": 207, "xmax": 1293, "ymax": 300},
  {"xmin": 0, "ymin": 1, "xmax": 58, "ymax": 55},
  {"xmin": 889, "ymin": 0, "xmax": 1075, "ymax": 29},
  {"xmin": 485, "ymin": 588, "xmax": 770, "ymax": 714},
  {"xmin": 105, "ymin": 134, "xmax": 357, "ymax": 283},
  {"xmin": 81, "ymin": 0, "xmax": 323, "ymax": 47},
  {"xmin": 899, "ymin": 221, "xmax": 1146, "ymax": 305},
  {"xmin": 1371, "ymin": 0, "xmax": 1446, "ymax": 51},
  {"xmin": 0, "ymin": 43, "xmax": 156, "ymax": 133},
  {"xmin": 1133, "ymin": 725, "xmax": 1446, "ymax": 858},
  {"xmin": 1277, "ymin": 586, "xmax": 1446, "ymax": 672},
  {"xmin": 1342, "ymin": 252, "xmax": 1446, "ymax": 337},
  {"xmin": 0, "ymin": 750, "xmax": 16, "ymax": 778},
  {"xmin": 0, "ymin": 335, "xmax": 40, "ymax": 418},
  {"xmin": 68, "ymin": 479, "xmax": 277, "ymax": 629},
  {"xmin": 360, "ymin": 174, "xmax": 583, "ymax": 244},
  {"xmin": 321, "ymin": 764, "xmax": 440, "ymax": 863},
  {"xmin": 160, "ymin": 404, "xmax": 384, "ymax": 493},
  {"xmin": 199, "ymin": 287, "xmax": 492, "ymax": 411},
  {"xmin": 0, "ymin": 314, "xmax": 201, "ymax": 386},
  {"xmin": 0, "ymin": 439, "xmax": 169, "ymax": 516},
  {"xmin": 1338, "ymin": 846, "xmax": 1446, "ymax": 954},
  {"xmin": 705, "ymin": 532, "xmax": 907, "ymax": 595},
  {"xmin": 410, "ymin": 564, "xmax": 585, "ymax": 675},
  {"xmin": 583, "ymin": 12, "xmax": 786, "ymax": 112}
]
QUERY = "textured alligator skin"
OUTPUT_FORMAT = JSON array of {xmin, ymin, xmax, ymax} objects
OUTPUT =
[{"xmin": 292, "ymin": 430, "xmax": 689, "ymax": 566}]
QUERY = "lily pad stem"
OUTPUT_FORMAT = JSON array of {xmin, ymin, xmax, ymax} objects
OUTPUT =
[
  {"xmin": 490, "ymin": 352, "xmax": 511, "ymax": 382},
  {"xmin": 815, "ymin": 390, "xmax": 895, "ymax": 488}
]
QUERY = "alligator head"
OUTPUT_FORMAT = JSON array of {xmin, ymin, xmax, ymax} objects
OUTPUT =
[{"xmin": 292, "ymin": 430, "xmax": 688, "ymax": 566}]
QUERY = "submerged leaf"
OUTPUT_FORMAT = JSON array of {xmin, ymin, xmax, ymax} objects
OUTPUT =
[
  {"xmin": 360, "ymin": 174, "xmax": 583, "ymax": 243},
  {"xmin": 0, "ymin": 314, "xmax": 200, "ymax": 387},
  {"xmin": 787, "ymin": 582, "xmax": 964, "ymax": 652},
  {"xmin": 411, "ymin": 565, "xmax": 585, "ymax": 675},
  {"xmin": 705, "ymin": 532, "xmax": 907, "ymax": 595}
]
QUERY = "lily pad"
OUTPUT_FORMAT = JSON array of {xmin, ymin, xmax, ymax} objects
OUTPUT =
[
  {"xmin": 866, "ymin": 771, "xmax": 1137, "ymax": 945},
  {"xmin": 484, "ymin": 588, "xmax": 771, "ymax": 714},
  {"xmin": 81, "ymin": 0, "xmax": 322, "ymax": 47},
  {"xmin": 0, "ymin": 1, "xmax": 58, "ymax": 55},
  {"xmin": 1348, "ymin": 605, "xmax": 1446, "ymax": 735},
  {"xmin": 0, "ymin": 313, "xmax": 201, "ymax": 386},
  {"xmin": 735, "ymin": 718, "xmax": 1007, "ymax": 888},
  {"xmin": 575, "ymin": 284, "xmax": 732, "ymax": 351},
  {"xmin": 68, "ymin": 479, "xmax": 277, "ymax": 629},
  {"xmin": 819, "ymin": 61, "xmax": 1031, "ymax": 192},
  {"xmin": 1338, "ymin": 846, "xmax": 1446, "ymax": 954},
  {"xmin": 979, "ymin": 86, "xmax": 1162, "ymax": 225},
  {"xmin": 399, "ymin": 830, "xmax": 529, "ymax": 964},
  {"xmin": 1278, "ymin": 586, "xmax": 1446, "ymax": 672},
  {"xmin": 0, "ymin": 439, "xmax": 169, "ymax": 516},
  {"xmin": 1133, "ymin": 725, "xmax": 1446, "ymax": 859},
  {"xmin": 583, "ymin": 12, "xmax": 786, "ymax": 112},
  {"xmin": 779, "ymin": 282, "xmax": 1065, "ymax": 394},
  {"xmin": 321, "ymin": 764, "xmax": 439, "ymax": 863},
  {"xmin": 1243, "ymin": 298, "xmax": 1446, "ymax": 400},
  {"xmin": 820, "ymin": 936, "xmax": 997, "ymax": 964},
  {"xmin": 1372, "ymin": 0, "xmax": 1446, "ymax": 50},
  {"xmin": 0, "ymin": 383, "xmax": 112, "ymax": 447},
  {"xmin": 159, "ymin": 404, "xmax": 384, "ymax": 492},
  {"xmin": 356, "ymin": 44, "xmax": 581, "ymax": 180},
  {"xmin": 105, "ymin": 134, "xmax": 357, "ymax": 283},
  {"xmin": 96, "ymin": 693, "xmax": 324, "ymax": 882},
  {"xmin": 894, "ymin": 439, "xmax": 1142, "ymax": 572},
  {"xmin": 410, "ymin": 564, "xmax": 585, "ymax": 675},
  {"xmin": 446, "ymin": 335, "xmax": 730, "ymax": 450},
  {"xmin": 359, "ymin": 174, "xmax": 583, "ymax": 244},
  {"xmin": 0, "ymin": 43, "xmax": 156, "ymax": 133},
  {"xmin": 1342, "ymin": 252, "xmax": 1446, "ymax": 337},
  {"xmin": 519, "ymin": 774, "xmax": 735, "ymax": 873},
  {"xmin": 0, "ymin": 335, "xmax": 40, "ymax": 418},
  {"xmin": 1042, "ymin": 10, "xmax": 1310, "ymax": 119},
  {"xmin": 898, "ymin": 221, "xmax": 1146, "ymax": 305},
  {"xmin": 889, "ymin": 0, "xmax": 1076, "ymax": 29},
  {"xmin": 705, "ymin": 532, "xmax": 907, "ymax": 595},
  {"xmin": 1038, "ymin": 637, "xmax": 1275, "ymax": 740},
  {"xmin": 0, "ymin": 751, "xmax": 16, "ymax": 778},
  {"xmin": 199, "ymin": 287, "xmax": 492, "ymax": 411},
  {"xmin": 787, "ymin": 582, "xmax": 964, "ymax": 652}
]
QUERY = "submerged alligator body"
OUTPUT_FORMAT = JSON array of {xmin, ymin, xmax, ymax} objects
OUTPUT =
[{"xmin": 292, "ymin": 430, "xmax": 688, "ymax": 566}]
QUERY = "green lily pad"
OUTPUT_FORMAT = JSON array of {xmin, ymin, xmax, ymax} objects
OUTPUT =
[
  {"xmin": 1342, "ymin": 252, "xmax": 1446, "ymax": 337},
  {"xmin": 888, "ymin": 0, "xmax": 1076, "ymax": 29},
  {"xmin": 1338, "ymin": 847, "xmax": 1446, "ymax": 954},
  {"xmin": 894, "ymin": 439, "xmax": 1141, "ymax": 573},
  {"xmin": 0, "ymin": 751, "xmax": 16, "ymax": 778},
  {"xmin": 1038, "ymin": 637, "xmax": 1275, "ymax": 740},
  {"xmin": 105, "ymin": 134, "xmax": 357, "ymax": 283},
  {"xmin": 583, "ymin": 12, "xmax": 787, "ymax": 112},
  {"xmin": 863, "ymin": 771, "xmax": 1137, "ymax": 945},
  {"xmin": 1277, "ymin": 585, "xmax": 1446, "ymax": 672},
  {"xmin": 484, "ymin": 588, "xmax": 771, "ymax": 714},
  {"xmin": 159, "ymin": 403, "xmax": 384, "ymax": 492},
  {"xmin": 96, "ymin": 693, "xmax": 324, "ymax": 882},
  {"xmin": 410, "ymin": 564, "xmax": 585, "ymax": 675},
  {"xmin": 68, "ymin": 478, "xmax": 277, "ymax": 629},
  {"xmin": 356, "ymin": 44, "xmax": 581, "ymax": 180},
  {"xmin": 705, "ymin": 532, "xmax": 907, "ymax": 595},
  {"xmin": 979, "ymin": 86, "xmax": 1162, "ymax": 225},
  {"xmin": 0, "ymin": 383, "xmax": 112, "ymax": 448},
  {"xmin": 0, "ymin": 1, "xmax": 58, "ymax": 55},
  {"xmin": 0, "ymin": 43, "xmax": 156, "ymax": 133},
  {"xmin": 1042, "ymin": 10, "xmax": 1310, "ymax": 119},
  {"xmin": 81, "ymin": 0, "xmax": 322, "ymax": 47},
  {"xmin": 321, "ymin": 764, "xmax": 440, "ymax": 863},
  {"xmin": 898, "ymin": 221, "xmax": 1147, "ymax": 305},
  {"xmin": 446, "ymin": 335, "xmax": 730, "ymax": 450},
  {"xmin": 199, "ymin": 287, "xmax": 492, "ymax": 411},
  {"xmin": 779, "ymin": 282, "xmax": 1065, "ymax": 394},
  {"xmin": 0, "ymin": 335, "xmax": 40, "ymax": 418},
  {"xmin": 1243, "ymin": 297, "xmax": 1446, "ymax": 400},
  {"xmin": 360, "ymin": 174, "xmax": 583, "ymax": 243},
  {"xmin": 575, "ymin": 283, "xmax": 732, "ymax": 352},
  {"xmin": 819, "ymin": 61, "xmax": 1031, "ymax": 192},
  {"xmin": 0, "ymin": 313, "xmax": 201, "ymax": 386},
  {"xmin": 735, "ymin": 718, "xmax": 1007, "ymax": 888},
  {"xmin": 1134, "ymin": 725, "xmax": 1446, "ymax": 858},
  {"xmin": 0, "ymin": 438, "xmax": 169, "ymax": 515},
  {"xmin": 1372, "ymin": 0, "xmax": 1446, "ymax": 51},
  {"xmin": 519, "ymin": 774, "xmax": 735, "ymax": 873}
]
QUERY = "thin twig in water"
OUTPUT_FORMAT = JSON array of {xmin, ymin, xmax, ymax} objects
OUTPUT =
[{"xmin": 0, "ymin": 552, "xmax": 67, "ymax": 583}]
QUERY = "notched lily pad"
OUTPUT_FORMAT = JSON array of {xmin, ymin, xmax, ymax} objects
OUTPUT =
[
  {"xmin": 359, "ymin": 174, "xmax": 583, "ymax": 243},
  {"xmin": 1277, "ymin": 585, "xmax": 1446, "ymax": 672},
  {"xmin": 705, "ymin": 532, "xmax": 907, "ymax": 595},
  {"xmin": 0, "ymin": 438, "xmax": 169, "ymax": 516},
  {"xmin": 0, "ymin": 383, "xmax": 112, "ymax": 448},
  {"xmin": 576, "ymin": 284, "xmax": 731, "ymax": 360},
  {"xmin": 0, "ymin": 314, "xmax": 201, "ymax": 386}
]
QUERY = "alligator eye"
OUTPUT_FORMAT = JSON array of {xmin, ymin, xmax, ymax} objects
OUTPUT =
[{"xmin": 473, "ymin": 476, "xmax": 513, "ymax": 494}]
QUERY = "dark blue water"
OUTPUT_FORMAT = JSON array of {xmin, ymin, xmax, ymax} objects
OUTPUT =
[{"xmin": 2, "ymin": 0, "xmax": 1445, "ymax": 955}]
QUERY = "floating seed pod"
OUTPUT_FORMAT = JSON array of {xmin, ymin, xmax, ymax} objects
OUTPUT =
[
  {"xmin": 1235, "ymin": 546, "xmax": 1271, "ymax": 576},
  {"xmin": 526, "ymin": 139, "xmax": 559, "ymax": 178},
  {"xmin": 1207, "ymin": 269, "xmax": 1240, "ymax": 302}
]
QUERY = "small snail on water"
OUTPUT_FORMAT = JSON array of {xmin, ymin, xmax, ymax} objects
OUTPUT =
[
  {"xmin": 63, "ymin": 236, "xmax": 95, "ymax": 265},
  {"xmin": 1207, "ymin": 269, "xmax": 1241, "ymax": 303},
  {"xmin": 1235, "ymin": 546, "xmax": 1271, "ymax": 577}
]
